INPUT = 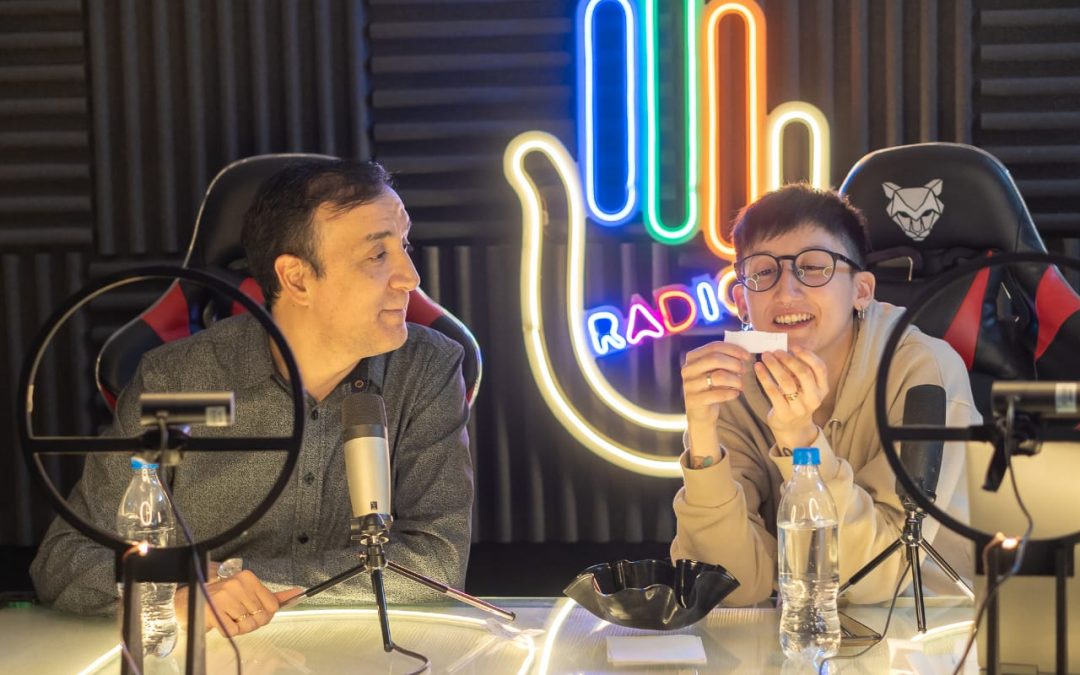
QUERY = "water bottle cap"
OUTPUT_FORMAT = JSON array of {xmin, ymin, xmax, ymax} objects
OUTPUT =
[
  {"xmin": 130, "ymin": 457, "xmax": 159, "ymax": 470},
  {"xmin": 792, "ymin": 447, "xmax": 820, "ymax": 466}
]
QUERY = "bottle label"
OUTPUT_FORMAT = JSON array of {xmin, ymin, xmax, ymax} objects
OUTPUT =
[{"xmin": 139, "ymin": 501, "xmax": 153, "ymax": 527}]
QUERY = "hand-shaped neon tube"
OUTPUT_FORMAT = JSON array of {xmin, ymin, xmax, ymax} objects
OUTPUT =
[{"xmin": 505, "ymin": 131, "xmax": 683, "ymax": 476}]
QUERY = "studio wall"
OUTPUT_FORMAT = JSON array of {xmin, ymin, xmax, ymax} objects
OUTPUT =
[{"xmin": 2, "ymin": 0, "xmax": 1078, "ymax": 555}]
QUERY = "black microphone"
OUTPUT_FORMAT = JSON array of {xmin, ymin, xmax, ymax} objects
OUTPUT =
[
  {"xmin": 896, "ymin": 384, "xmax": 946, "ymax": 506},
  {"xmin": 342, "ymin": 393, "xmax": 393, "ymax": 528}
]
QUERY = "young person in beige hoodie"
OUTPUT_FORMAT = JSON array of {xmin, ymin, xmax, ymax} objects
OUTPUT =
[{"xmin": 672, "ymin": 184, "xmax": 976, "ymax": 606}]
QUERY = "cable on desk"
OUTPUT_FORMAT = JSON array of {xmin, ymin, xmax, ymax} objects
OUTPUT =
[
  {"xmin": 393, "ymin": 642, "xmax": 431, "ymax": 674},
  {"xmin": 160, "ymin": 476, "xmax": 244, "ymax": 675},
  {"xmin": 817, "ymin": 560, "xmax": 912, "ymax": 675}
]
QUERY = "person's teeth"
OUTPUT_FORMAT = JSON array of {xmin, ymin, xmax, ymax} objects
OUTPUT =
[{"xmin": 774, "ymin": 313, "xmax": 813, "ymax": 325}]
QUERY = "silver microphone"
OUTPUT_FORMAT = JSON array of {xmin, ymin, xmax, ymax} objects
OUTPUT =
[{"xmin": 342, "ymin": 393, "xmax": 392, "ymax": 526}]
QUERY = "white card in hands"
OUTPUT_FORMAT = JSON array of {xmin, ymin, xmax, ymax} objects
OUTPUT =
[
  {"xmin": 606, "ymin": 635, "xmax": 707, "ymax": 666},
  {"xmin": 724, "ymin": 330, "xmax": 788, "ymax": 354}
]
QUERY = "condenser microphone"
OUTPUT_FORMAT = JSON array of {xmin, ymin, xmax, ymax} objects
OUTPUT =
[
  {"xmin": 897, "ymin": 384, "xmax": 946, "ymax": 505},
  {"xmin": 342, "ymin": 393, "xmax": 393, "ymax": 525}
]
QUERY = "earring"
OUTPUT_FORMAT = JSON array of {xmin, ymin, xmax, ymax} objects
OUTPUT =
[
  {"xmin": 739, "ymin": 314, "xmax": 753, "ymax": 331},
  {"xmin": 856, "ymin": 306, "xmax": 867, "ymax": 320}
]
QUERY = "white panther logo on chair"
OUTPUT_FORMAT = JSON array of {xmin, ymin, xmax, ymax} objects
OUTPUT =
[{"xmin": 882, "ymin": 179, "xmax": 944, "ymax": 241}]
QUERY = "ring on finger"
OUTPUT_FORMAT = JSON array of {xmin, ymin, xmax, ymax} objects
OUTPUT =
[
  {"xmin": 783, "ymin": 391, "xmax": 800, "ymax": 401},
  {"xmin": 234, "ymin": 608, "xmax": 264, "ymax": 623},
  {"xmin": 705, "ymin": 371, "xmax": 714, "ymax": 390}
]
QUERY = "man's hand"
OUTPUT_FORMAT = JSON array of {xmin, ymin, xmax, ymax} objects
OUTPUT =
[
  {"xmin": 175, "ymin": 570, "xmax": 301, "ymax": 637},
  {"xmin": 753, "ymin": 345, "xmax": 829, "ymax": 450}
]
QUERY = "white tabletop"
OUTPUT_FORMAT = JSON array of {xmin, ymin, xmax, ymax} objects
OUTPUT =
[{"xmin": 0, "ymin": 596, "xmax": 976, "ymax": 674}]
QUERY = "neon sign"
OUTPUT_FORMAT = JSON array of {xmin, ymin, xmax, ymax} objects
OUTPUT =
[
  {"xmin": 766, "ymin": 101, "xmax": 831, "ymax": 191},
  {"xmin": 578, "ymin": 0, "xmax": 638, "ymax": 225},
  {"xmin": 585, "ymin": 275, "xmax": 729, "ymax": 357},
  {"xmin": 505, "ymin": 0, "xmax": 835, "ymax": 476},
  {"xmin": 643, "ymin": 0, "xmax": 701, "ymax": 244},
  {"xmin": 505, "ymin": 131, "xmax": 684, "ymax": 476}
]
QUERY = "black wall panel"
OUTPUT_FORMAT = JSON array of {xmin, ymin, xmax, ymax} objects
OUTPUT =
[
  {"xmin": 0, "ymin": 0, "xmax": 93, "ymax": 547},
  {"xmin": 974, "ymin": 1, "xmax": 1080, "ymax": 239},
  {"xmin": 367, "ymin": 0, "xmax": 575, "ymax": 243},
  {"xmin": 2, "ymin": 1, "xmax": 1077, "ymax": 555},
  {"xmin": 0, "ymin": 0, "xmax": 91, "ymax": 249},
  {"xmin": 85, "ymin": 0, "xmax": 373, "ymax": 258}
]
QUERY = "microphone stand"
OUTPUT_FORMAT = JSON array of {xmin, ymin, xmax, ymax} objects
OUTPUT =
[
  {"xmin": 840, "ymin": 495, "xmax": 974, "ymax": 633},
  {"xmin": 285, "ymin": 513, "xmax": 515, "ymax": 670}
]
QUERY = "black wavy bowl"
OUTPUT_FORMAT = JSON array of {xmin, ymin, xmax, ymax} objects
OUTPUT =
[{"xmin": 563, "ymin": 558, "xmax": 739, "ymax": 630}]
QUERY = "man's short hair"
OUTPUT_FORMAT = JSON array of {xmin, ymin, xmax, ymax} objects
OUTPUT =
[
  {"xmin": 731, "ymin": 183, "xmax": 870, "ymax": 266},
  {"xmin": 242, "ymin": 158, "xmax": 393, "ymax": 308}
]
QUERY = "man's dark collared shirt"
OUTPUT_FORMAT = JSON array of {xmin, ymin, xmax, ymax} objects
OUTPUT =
[{"xmin": 31, "ymin": 313, "xmax": 473, "ymax": 613}]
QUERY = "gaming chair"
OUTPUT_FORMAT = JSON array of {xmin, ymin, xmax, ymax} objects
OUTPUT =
[
  {"xmin": 96, "ymin": 154, "xmax": 483, "ymax": 408},
  {"xmin": 839, "ymin": 142, "xmax": 1080, "ymax": 414}
]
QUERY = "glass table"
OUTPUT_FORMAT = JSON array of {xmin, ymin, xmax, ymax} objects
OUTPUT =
[{"xmin": 0, "ymin": 596, "xmax": 975, "ymax": 673}]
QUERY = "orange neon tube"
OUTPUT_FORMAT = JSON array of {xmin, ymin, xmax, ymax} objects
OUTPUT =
[{"xmin": 701, "ymin": 0, "xmax": 767, "ymax": 260}]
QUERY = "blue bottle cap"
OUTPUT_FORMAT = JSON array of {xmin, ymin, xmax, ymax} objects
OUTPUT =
[
  {"xmin": 131, "ymin": 457, "xmax": 159, "ymax": 470},
  {"xmin": 792, "ymin": 447, "xmax": 820, "ymax": 466}
]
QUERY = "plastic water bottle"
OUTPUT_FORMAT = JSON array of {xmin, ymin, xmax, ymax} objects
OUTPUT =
[
  {"xmin": 116, "ymin": 457, "xmax": 178, "ymax": 657},
  {"xmin": 777, "ymin": 447, "xmax": 841, "ymax": 661}
]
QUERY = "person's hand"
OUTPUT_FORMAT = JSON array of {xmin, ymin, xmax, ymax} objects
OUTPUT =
[
  {"xmin": 681, "ymin": 341, "xmax": 753, "ymax": 427},
  {"xmin": 681, "ymin": 341, "xmax": 753, "ymax": 468},
  {"xmin": 174, "ymin": 570, "xmax": 301, "ymax": 637},
  {"xmin": 753, "ymin": 345, "xmax": 828, "ymax": 450}
]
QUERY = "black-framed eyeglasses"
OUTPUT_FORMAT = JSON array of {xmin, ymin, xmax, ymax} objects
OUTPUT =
[{"xmin": 734, "ymin": 248, "xmax": 863, "ymax": 292}]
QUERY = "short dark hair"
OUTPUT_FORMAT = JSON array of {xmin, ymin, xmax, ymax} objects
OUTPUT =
[
  {"xmin": 731, "ymin": 183, "xmax": 870, "ymax": 266},
  {"xmin": 242, "ymin": 159, "xmax": 393, "ymax": 308}
]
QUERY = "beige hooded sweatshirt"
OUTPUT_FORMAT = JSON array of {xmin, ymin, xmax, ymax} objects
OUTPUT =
[{"xmin": 671, "ymin": 300, "xmax": 976, "ymax": 605}]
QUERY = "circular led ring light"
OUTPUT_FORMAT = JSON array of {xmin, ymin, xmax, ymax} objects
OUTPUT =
[
  {"xmin": 17, "ymin": 265, "xmax": 304, "ymax": 553},
  {"xmin": 874, "ymin": 251, "xmax": 1080, "ymax": 547}
]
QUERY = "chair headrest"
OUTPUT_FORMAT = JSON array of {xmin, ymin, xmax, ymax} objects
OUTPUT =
[
  {"xmin": 839, "ymin": 143, "xmax": 1046, "ymax": 254},
  {"xmin": 191, "ymin": 153, "xmax": 338, "ymax": 269}
]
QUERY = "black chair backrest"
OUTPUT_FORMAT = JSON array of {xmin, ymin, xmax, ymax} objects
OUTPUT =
[{"xmin": 840, "ymin": 142, "xmax": 1080, "ymax": 413}]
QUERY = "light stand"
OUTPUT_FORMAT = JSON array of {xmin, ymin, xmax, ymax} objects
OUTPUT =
[
  {"xmin": 18, "ymin": 266, "xmax": 305, "ymax": 675},
  {"xmin": 871, "ymin": 251, "xmax": 1080, "ymax": 675},
  {"xmin": 977, "ymin": 391, "xmax": 1077, "ymax": 675},
  {"xmin": 118, "ymin": 531, "xmax": 210, "ymax": 674}
]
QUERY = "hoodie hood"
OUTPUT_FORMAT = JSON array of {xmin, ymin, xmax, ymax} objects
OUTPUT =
[{"xmin": 741, "ymin": 300, "xmax": 915, "ymax": 426}]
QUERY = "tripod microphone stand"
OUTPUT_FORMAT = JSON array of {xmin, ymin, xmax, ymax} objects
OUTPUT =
[
  {"xmin": 281, "ymin": 512, "xmax": 516, "ymax": 671},
  {"xmin": 841, "ymin": 383, "xmax": 974, "ymax": 633},
  {"xmin": 840, "ymin": 493, "xmax": 974, "ymax": 633}
]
